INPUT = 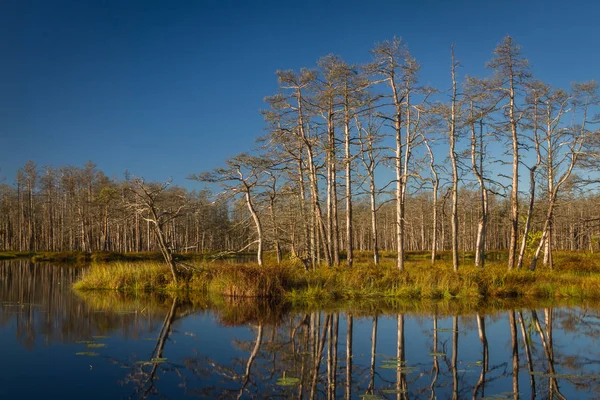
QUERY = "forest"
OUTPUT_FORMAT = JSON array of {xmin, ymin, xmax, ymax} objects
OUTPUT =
[{"xmin": 1, "ymin": 36, "xmax": 599, "ymax": 275}]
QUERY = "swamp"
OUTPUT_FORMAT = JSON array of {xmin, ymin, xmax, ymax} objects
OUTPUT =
[{"xmin": 2, "ymin": 257, "xmax": 600, "ymax": 399}]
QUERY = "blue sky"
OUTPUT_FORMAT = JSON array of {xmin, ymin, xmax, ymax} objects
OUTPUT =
[{"xmin": 1, "ymin": 0, "xmax": 598, "ymax": 187}]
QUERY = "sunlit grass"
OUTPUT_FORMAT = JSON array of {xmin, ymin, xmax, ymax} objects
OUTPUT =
[
  {"xmin": 73, "ymin": 261, "xmax": 175, "ymax": 291},
  {"xmin": 72, "ymin": 251, "xmax": 600, "ymax": 301}
]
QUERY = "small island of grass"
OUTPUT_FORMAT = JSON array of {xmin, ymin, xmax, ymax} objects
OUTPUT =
[{"xmin": 70, "ymin": 250, "xmax": 600, "ymax": 301}]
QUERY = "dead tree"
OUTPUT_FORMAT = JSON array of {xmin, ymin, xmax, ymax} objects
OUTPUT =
[
  {"xmin": 127, "ymin": 178, "xmax": 187, "ymax": 284},
  {"xmin": 190, "ymin": 153, "xmax": 270, "ymax": 266}
]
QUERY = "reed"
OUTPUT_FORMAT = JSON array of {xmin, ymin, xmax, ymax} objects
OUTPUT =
[
  {"xmin": 73, "ymin": 251, "xmax": 600, "ymax": 301},
  {"xmin": 73, "ymin": 261, "xmax": 175, "ymax": 291}
]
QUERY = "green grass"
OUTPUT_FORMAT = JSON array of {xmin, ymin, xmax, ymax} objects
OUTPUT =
[
  {"xmin": 73, "ymin": 261, "xmax": 176, "ymax": 291},
  {"xmin": 72, "ymin": 251, "xmax": 600, "ymax": 301}
]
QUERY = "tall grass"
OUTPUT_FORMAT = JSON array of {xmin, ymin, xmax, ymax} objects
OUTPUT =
[
  {"xmin": 74, "ymin": 262, "xmax": 175, "ymax": 291},
  {"xmin": 72, "ymin": 251, "xmax": 600, "ymax": 302}
]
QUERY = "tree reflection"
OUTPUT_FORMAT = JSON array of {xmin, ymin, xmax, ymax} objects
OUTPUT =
[
  {"xmin": 451, "ymin": 315, "xmax": 458, "ymax": 400},
  {"xmin": 531, "ymin": 309, "xmax": 567, "ymax": 400},
  {"xmin": 430, "ymin": 314, "xmax": 439, "ymax": 400},
  {"xmin": 4, "ymin": 264, "xmax": 600, "ymax": 400},
  {"xmin": 518, "ymin": 310, "xmax": 536, "ymax": 399},
  {"xmin": 0, "ymin": 260, "xmax": 164, "ymax": 346},
  {"xmin": 122, "ymin": 297, "xmax": 179, "ymax": 399},
  {"xmin": 397, "ymin": 313, "xmax": 408, "ymax": 400},
  {"xmin": 345, "ymin": 313, "xmax": 353, "ymax": 400},
  {"xmin": 472, "ymin": 312, "xmax": 488, "ymax": 400},
  {"xmin": 509, "ymin": 310, "xmax": 520, "ymax": 399},
  {"xmin": 368, "ymin": 315, "xmax": 378, "ymax": 395}
]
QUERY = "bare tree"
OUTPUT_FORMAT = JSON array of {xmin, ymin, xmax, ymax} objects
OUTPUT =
[
  {"xmin": 190, "ymin": 153, "xmax": 270, "ymax": 266},
  {"xmin": 370, "ymin": 37, "xmax": 420, "ymax": 270},
  {"xmin": 486, "ymin": 36, "xmax": 531, "ymax": 270},
  {"xmin": 530, "ymin": 81, "xmax": 598, "ymax": 270},
  {"xmin": 126, "ymin": 178, "xmax": 187, "ymax": 283}
]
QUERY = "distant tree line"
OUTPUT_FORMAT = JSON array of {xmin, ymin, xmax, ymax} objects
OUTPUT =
[
  {"xmin": 1, "ymin": 36, "xmax": 599, "ymax": 271},
  {"xmin": 0, "ymin": 161, "xmax": 233, "ymax": 254}
]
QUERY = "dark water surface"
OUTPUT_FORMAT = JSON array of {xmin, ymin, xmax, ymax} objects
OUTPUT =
[{"xmin": 1, "ymin": 260, "xmax": 600, "ymax": 399}]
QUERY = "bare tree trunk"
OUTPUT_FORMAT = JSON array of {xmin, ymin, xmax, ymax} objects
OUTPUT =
[
  {"xmin": 344, "ymin": 94, "xmax": 353, "ymax": 268},
  {"xmin": 423, "ymin": 134, "xmax": 439, "ymax": 265},
  {"xmin": 507, "ymin": 78, "xmax": 519, "ymax": 271},
  {"xmin": 244, "ymin": 189, "xmax": 264, "ymax": 267},
  {"xmin": 517, "ymin": 166, "xmax": 537, "ymax": 268},
  {"xmin": 449, "ymin": 47, "xmax": 460, "ymax": 273},
  {"xmin": 471, "ymin": 117, "xmax": 489, "ymax": 267}
]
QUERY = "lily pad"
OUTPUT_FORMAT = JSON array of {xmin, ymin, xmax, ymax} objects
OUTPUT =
[
  {"xmin": 136, "ymin": 357, "xmax": 168, "ymax": 366},
  {"xmin": 276, "ymin": 377, "xmax": 300, "ymax": 386},
  {"xmin": 379, "ymin": 361, "xmax": 416, "ymax": 372}
]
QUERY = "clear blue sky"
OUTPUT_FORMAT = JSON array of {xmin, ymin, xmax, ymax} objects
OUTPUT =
[{"xmin": 1, "ymin": 0, "xmax": 598, "ymax": 186}]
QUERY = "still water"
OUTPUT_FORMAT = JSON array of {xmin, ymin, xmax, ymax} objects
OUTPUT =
[{"xmin": 1, "ymin": 260, "xmax": 600, "ymax": 399}]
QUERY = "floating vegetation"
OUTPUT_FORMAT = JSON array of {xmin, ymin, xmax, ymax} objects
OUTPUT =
[
  {"xmin": 379, "ymin": 358, "xmax": 417, "ymax": 372},
  {"xmin": 434, "ymin": 328, "xmax": 457, "ymax": 332},
  {"xmin": 428, "ymin": 352, "xmax": 446, "ymax": 357},
  {"xmin": 276, "ymin": 372, "xmax": 300, "ymax": 386},
  {"xmin": 76, "ymin": 340, "xmax": 95, "ymax": 344},
  {"xmin": 360, "ymin": 394, "xmax": 383, "ymax": 400},
  {"xmin": 87, "ymin": 343, "xmax": 106, "ymax": 348},
  {"xmin": 466, "ymin": 361, "xmax": 484, "ymax": 367},
  {"xmin": 75, "ymin": 352, "xmax": 99, "ymax": 357},
  {"xmin": 136, "ymin": 357, "xmax": 168, "ymax": 366}
]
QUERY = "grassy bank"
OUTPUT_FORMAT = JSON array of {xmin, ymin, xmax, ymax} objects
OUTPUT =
[
  {"xmin": 0, "ymin": 250, "xmax": 256, "ymax": 264},
  {"xmin": 73, "ymin": 251, "xmax": 600, "ymax": 301}
]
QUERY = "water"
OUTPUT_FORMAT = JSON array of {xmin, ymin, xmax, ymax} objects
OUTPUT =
[{"xmin": 1, "ymin": 259, "xmax": 600, "ymax": 399}]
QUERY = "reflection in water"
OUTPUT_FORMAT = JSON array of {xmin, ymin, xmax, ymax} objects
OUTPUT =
[
  {"xmin": 510, "ymin": 310, "xmax": 520, "ymax": 400},
  {"xmin": 451, "ymin": 315, "xmax": 458, "ymax": 400},
  {"xmin": 518, "ymin": 310, "xmax": 536, "ymax": 399},
  {"xmin": 0, "ymin": 260, "xmax": 167, "ymax": 347},
  {"xmin": 3, "ymin": 259, "xmax": 600, "ymax": 399},
  {"xmin": 473, "ymin": 312, "xmax": 488, "ymax": 399}
]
